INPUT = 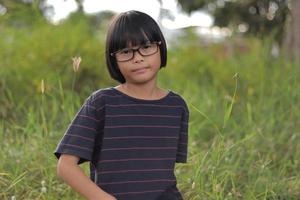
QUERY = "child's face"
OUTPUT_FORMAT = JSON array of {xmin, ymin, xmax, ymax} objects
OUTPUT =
[{"xmin": 116, "ymin": 42, "xmax": 161, "ymax": 85}]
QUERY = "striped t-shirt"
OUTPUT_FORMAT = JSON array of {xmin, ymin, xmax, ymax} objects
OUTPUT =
[{"xmin": 54, "ymin": 87, "xmax": 189, "ymax": 200}]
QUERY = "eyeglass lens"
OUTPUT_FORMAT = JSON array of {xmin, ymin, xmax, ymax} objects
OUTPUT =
[{"xmin": 114, "ymin": 42, "xmax": 159, "ymax": 62}]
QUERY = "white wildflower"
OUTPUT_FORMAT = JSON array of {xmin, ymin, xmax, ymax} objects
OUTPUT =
[
  {"xmin": 72, "ymin": 56, "xmax": 82, "ymax": 72},
  {"xmin": 41, "ymin": 79, "xmax": 45, "ymax": 94},
  {"xmin": 41, "ymin": 186, "xmax": 47, "ymax": 193}
]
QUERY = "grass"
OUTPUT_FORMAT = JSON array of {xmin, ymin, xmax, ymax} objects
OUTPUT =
[{"xmin": 1, "ymin": 17, "xmax": 300, "ymax": 199}]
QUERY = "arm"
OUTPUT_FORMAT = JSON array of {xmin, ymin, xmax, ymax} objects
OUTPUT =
[
  {"xmin": 176, "ymin": 99, "xmax": 189, "ymax": 163},
  {"xmin": 57, "ymin": 154, "xmax": 116, "ymax": 200}
]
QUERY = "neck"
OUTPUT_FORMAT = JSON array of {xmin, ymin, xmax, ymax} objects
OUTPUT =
[{"xmin": 121, "ymin": 80, "xmax": 160, "ymax": 99}]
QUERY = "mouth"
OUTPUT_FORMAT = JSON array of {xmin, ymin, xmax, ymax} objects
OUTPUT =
[{"xmin": 132, "ymin": 67, "xmax": 149, "ymax": 73}]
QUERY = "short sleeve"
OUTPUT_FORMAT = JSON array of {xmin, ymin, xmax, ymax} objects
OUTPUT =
[
  {"xmin": 54, "ymin": 93, "xmax": 104, "ymax": 164},
  {"xmin": 176, "ymin": 99, "xmax": 189, "ymax": 163}
]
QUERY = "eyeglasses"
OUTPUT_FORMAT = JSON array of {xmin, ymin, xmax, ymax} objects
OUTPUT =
[{"xmin": 110, "ymin": 41, "xmax": 161, "ymax": 62}]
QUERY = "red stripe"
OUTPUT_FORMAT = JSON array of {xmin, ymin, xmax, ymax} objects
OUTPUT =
[
  {"xmin": 104, "ymin": 136, "xmax": 178, "ymax": 140},
  {"xmin": 101, "ymin": 147, "xmax": 177, "ymax": 152},
  {"xmin": 92, "ymin": 94, "xmax": 121, "ymax": 103},
  {"xmin": 60, "ymin": 143, "xmax": 92, "ymax": 152},
  {"xmin": 77, "ymin": 114, "xmax": 102, "ymax": 122},
  {"xmin": 107, "ymin": 104, "xmax": 184, "ymax": 109},
  {"xmin": 113, "ymin": 189, "xmax": 164, "ymax": 195},
  {"xmin": 106, "ymin": 114, "xmax": 180, "ymax": 118},
  {"xmin": 96, "ymin": 105, "xmax": 105, "ymax": 111},
  {"xmin": 99, "ymin": 179, "xmax": 176, "ymax": 185},
  {"xmin": 83, "ymin": 104, "xmax": 96, "ymax": 109},
  {"xmin": 105, "ymin": 125, "xmax": 179, "ymax": 128},
  {"xmin": 65, "ymin": 134, "xmax": 94, "ymax": 141},
  {"xmin": 179, "ymin": 142, "xmax": 187, "ymax": 146},
  {"xmin": 98, "ymin": 157, "xmax": 174, "ymax": 163},
  {"xmin": 98, "ymin": 168, "xmax": 173, "ymax": 174},
  {"xmin": 71, "ymin": 124, "xmax": 97, "ymax": 132}
]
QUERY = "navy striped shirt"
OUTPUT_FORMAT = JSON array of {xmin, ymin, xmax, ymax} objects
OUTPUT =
[{"xmin": 54, "ymin": 87, "xmax": 189, "ymax": 200}]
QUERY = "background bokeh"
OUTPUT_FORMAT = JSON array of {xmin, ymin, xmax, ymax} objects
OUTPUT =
[{"xmin": 1, "ymin": 0, "xmax": 300, "ymax": 199}]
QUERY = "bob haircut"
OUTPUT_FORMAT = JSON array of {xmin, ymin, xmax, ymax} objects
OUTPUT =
[{"xmin": 105, "ymin": 10, "xmax": 167, "ymax": 83}]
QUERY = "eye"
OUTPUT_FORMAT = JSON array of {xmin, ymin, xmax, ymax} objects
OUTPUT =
[
  {"xmin": 119, "ymin": 49, "xmax": 131, "ymax": 55},
  {"xmin": 141, "ymin": 44, "xmax": 152, "ymax": 50}
]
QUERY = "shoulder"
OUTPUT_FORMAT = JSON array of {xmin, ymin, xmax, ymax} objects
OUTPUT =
[
  {"xmin": 85, "ymin": 87, "xmax": 116, "ymax": 106},
  {"xmin": 169, "ymin": 90, "xmax": 188, "ymax": 106},
  {"xmin": 90, "ymin": 87, "xmax": 114, "ymax": 98},
  {"xmin": 169, "ymin": 90, "xmax": 189, "ymax": 113}
]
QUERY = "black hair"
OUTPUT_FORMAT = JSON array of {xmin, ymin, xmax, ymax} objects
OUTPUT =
[{"xmin": 105, "ymin": 10, "xmax": 167, "ymax": 83}]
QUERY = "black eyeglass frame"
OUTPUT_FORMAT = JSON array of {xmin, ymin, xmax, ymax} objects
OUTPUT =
[{"xmin": 110, "ymin": 41, "xmax": 162, "ymax": 62}]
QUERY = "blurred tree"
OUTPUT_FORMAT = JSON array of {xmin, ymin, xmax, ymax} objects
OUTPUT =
[
  {"xmin": 177, "ymin": 0, "xmax": 289, "ymax": 42},
  {"xmin": 283, "ymin": 0, "xmax": 300, "ymax": 62},
  {"xmin": 0, "ymin": 0, "xmax": 53, "ymax": 26},
  {"xmin": 177, "ymin": 0, "xmax": 300, "ymax": 61},
  {"xmin": 157, "ymin": 0, "xmax": 175, "ymax": 26},
  {"xmin": 74, "ymin": 0, "xmax": 83, "ymax": 13}
]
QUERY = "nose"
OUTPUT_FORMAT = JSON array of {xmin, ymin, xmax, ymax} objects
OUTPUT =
[{"xmin": 132, "ymin": 49, "xmax": 144, "ymax": 63}]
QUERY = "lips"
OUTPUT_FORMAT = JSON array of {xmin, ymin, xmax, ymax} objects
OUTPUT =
[{"xmin": 132, "ymin": 67, "xmax": 148, "ymax": 73}]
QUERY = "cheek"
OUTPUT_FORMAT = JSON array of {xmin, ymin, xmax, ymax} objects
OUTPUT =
[
  {"xmin": 117, "ymin": 67, "xmax": 127, "ymax": 78},
  {"xmin": 153, "ymin": 52, "xmax": 161, "ymax": 68},
  {"xmin": 116, "ymin": 63, "xmax": 134, "ymax": 81},
  {"xmin": 116, "ymin": 62, "xmax": 127, "ymax": 72}
]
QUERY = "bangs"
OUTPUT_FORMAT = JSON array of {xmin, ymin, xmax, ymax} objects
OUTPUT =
[
  {"xmin": 110, "ymin": 13, "xmax": 159, "ymax": 52},
  {"xmin": 117, "ymin": 28, "xmax": 153, "ymax": 49}
]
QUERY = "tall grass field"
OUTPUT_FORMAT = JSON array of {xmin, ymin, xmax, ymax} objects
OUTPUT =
[{"xmin": 1, "ymin": 16, "xmax": 299, "ymax": 200}]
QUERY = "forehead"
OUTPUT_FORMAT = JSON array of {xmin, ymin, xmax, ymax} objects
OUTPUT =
[{"xmin": 115, "ymin": 28, "xmax": 153, "ymax": 49}]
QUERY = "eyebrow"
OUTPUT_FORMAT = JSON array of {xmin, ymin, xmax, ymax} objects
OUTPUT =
[{"xmin": 120, "ymin": 41, "xmax": 152, "ymax": 50}]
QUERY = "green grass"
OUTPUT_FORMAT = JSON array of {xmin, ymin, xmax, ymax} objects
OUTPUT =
[{"xmin": 1, "ymin": 17, "xmax": 300, "ymax": 199}]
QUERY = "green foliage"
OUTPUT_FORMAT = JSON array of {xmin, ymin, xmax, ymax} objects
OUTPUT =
[
  {"xmin": 177, "ymin": 0, "xmax": 290, "ymax": 42},
  {"xmin": 1, "ymin": 15, "xmax": 300, "ymax": 200},
  {"xmin": 0, "ymin": 0, "xmax": 49, "ymax": 26},
  {"xmin": 177, "ymin": 0, "xmax": 211, "ymax": 13},
  {"xmin": 0, "ymin": 13, "xmax": 112, "ymax": 114},
  {"xmin": 159, "ymin": 34, "xmax": 300, "ymax": 199}
]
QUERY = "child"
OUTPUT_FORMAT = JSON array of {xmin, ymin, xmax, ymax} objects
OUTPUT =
[{"xmin": 54, "ymin": 10, "xmax": 189, "ymax": 200}]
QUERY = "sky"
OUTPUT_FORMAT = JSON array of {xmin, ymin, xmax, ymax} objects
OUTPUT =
[{"xmin": 45, "ymin": 0, "xmax": 213, "ymax": 29}]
